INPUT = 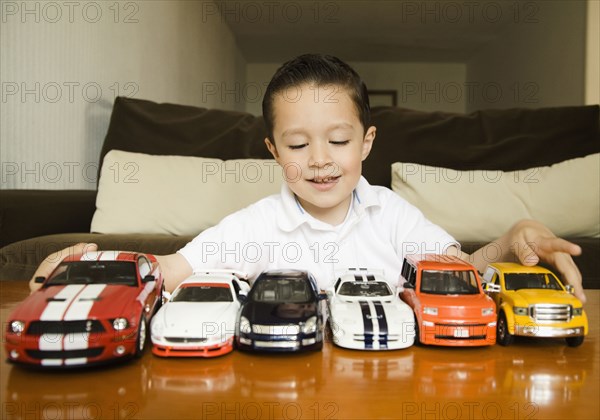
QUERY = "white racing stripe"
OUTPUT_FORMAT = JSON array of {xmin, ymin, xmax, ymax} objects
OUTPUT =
[
  {"xmin": 98, "ymin": 251, "xmax": 120, "ymax": 261},
  {"xmin": 40, "ymin": 285, "xmax": 85, "ymax": 321},
  {"xmin": 65, "ymin": 358, "xmax": 87, "ymax": 366},
  {"xmin": 41, "ymin": 359, "xmax": 62, "ymax": 366},
  {"xmin": 39, "ymin": 334, "xmax": 63, "ymax": 351},
  {"xmin": 39, "ymin": 283, "xmax": 105, "ymax": 360},
  {"xmin": 64, "ymin": 284, "xmax": 106, "ymax": 321},
  {"xmin": 64, "ymin": 333, "xmax": 90, "ymax": 350}
]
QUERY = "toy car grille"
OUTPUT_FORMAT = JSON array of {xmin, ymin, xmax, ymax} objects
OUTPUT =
[
  {"xmin": 252, "ymin": 324, "xmax": 300, "ymax": 335},
  {"xmin": 530, "ymin": 304, "xmax": 571, "ymax": 322},
  {"xmin": 353, "ymin": 334, "xmax": 400, "ymax": 342},
  {"xmin": 26, "ymin": 347, "xmax": 104, "ymax": 359},
  {"xmin": 164, "ymin": 337, "xmax": 207, "ymax": 343},
  {"xmin": 26, "ymin": 320, "xmax": 105, "ymax": 335}
]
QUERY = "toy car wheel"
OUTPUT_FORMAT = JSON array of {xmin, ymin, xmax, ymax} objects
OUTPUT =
[
  {"xmin": 134, "ymin": 316, "xmax": 148, "ymax": 357},
  {"xmin": 566, "ymin": 336, "xmax": 584, "ymax": 347},
  {"xmin": 159, "ymin": 284, "xmax": 167, "ymax": 307},
  {"xmin": 413, "ymin": 314, "xmax": 421, "ymax": 345},
  {"xmin": 313, "ymin": 340, "xmax": 324, "ymax": 351},
  {"xmin": 497, "ymin": 312, "xmax": 513, "ymax": 346}
]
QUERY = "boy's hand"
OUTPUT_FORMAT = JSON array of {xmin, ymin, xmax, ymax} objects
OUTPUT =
[
  {"xmin": 507, "ymin": 219, "xmax": 584, "ymax": 302},
  {"xmin": 29, "ymin": 243, "xmax": 98, "ymax": 292},
  {"xmin": 462, "ymin": 219, "xmax": 585, "ymax": 303}
]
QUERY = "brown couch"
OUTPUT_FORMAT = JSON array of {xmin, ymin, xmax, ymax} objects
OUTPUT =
[{"xmin": 1, "ymin": 97, "xmax": 598, "ymax": 288}]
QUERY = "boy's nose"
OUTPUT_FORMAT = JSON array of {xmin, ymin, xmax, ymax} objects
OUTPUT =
[{"xmin": 308, "ymin": 144, "xmax": 332, "ymax": 168}]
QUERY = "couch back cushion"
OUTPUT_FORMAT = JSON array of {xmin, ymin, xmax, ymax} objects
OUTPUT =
[{"xmin": 101, "ymin": 97, "xmax": 599, "ymax": 187}]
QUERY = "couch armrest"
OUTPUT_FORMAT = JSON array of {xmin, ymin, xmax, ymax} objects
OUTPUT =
[{"xmin": 0, "ymin": 190, "xmax": 97, "ymax": 248}]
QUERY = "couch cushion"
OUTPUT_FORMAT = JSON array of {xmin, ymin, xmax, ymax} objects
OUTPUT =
[
  {"xmin": 101, "ymin": 98, "xmax": 599, "ymax": 188},
  {"xmin": 391, "ymin": 153, "xmax": 600, "ymax": 242},
  {"xmin": 99, "ymin": 97, "xmax": 272, "ymax": 181},
  {"xmin": 91, "ymin": 151, "xmax": 282, "ymax": 235}
]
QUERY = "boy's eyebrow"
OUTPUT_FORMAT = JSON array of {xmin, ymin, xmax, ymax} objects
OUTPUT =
[{"xmin": 281, "ymin": 123, "xmax": 355, "ymax": 139}]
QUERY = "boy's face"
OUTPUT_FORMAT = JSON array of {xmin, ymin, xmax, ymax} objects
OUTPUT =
[{"xmin": 265, "ymin": 83, "xmax": 376, "ymax": 224}]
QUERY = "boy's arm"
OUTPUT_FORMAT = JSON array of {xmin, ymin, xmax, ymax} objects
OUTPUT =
[
  {"xmin": 29, "ymin": 243, "xmax": 192, "ymax": 293},
  {"xmin": 447, "ymin": 219, "xmax": 585, "ymax": 303},
  {"xmin": 155, "ymin": 253, "xmax": 193, "ymax": 292}
]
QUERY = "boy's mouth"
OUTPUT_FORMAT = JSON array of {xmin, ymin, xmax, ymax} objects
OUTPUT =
[{"xmin": 309, "ymin": 175, "xmax": 341, "ymax": 184}]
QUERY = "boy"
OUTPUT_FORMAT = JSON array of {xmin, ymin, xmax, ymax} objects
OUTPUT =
[{"xmin": 30, "ymin": 54, "xmax": 586, "ymax": 302}]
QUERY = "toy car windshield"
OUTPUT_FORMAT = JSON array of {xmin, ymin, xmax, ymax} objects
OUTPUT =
[
  {"xmin": 420, "ymin": 270, "xmax": 480, "ymax": 295},
  {"xmin": 338, "ymin": 282, "xmax": 392, "ymax": 297},
  {"xmin": 504, "ymin": 273, "xmax": 563, "ymax": 291},
  {"xmin": 45, "ymin": 261, "xmax": 138, "ymax": 287},
  {"xmin": 171, "ymin": 285, "xmax": 233, "ymax": 302},
  {"xmin": 252, "ymin": 279, "xmax": 311, "ymax": 303}
]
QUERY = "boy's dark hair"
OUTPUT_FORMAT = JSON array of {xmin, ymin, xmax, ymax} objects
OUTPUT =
[{"xmin": 262, "ymin": 54, "xmax": 371, "ymax": 142}]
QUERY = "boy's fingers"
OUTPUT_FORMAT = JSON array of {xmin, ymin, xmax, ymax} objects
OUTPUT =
[
  {"xmin": 552, "ymin": 252, "xmax": 586, "ymax": 304},
  {"xmin": 537, "ymin": 237, "xmax": 582, "ymax": 257},
  {"xmin": 515, "ymin": 242, "xmax": 539, "ymax": 266},
  {"xmin": 31, "ymin": 243, "xmax": 98, "ymax": 282}
]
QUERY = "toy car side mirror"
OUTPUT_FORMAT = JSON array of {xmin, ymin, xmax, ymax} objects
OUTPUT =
[
  {"xmin": 238, "ymin": 293, "xmax": 247, "ymax": 303},
  {"xmin": 142, "ymin": 275, "xmax": 155, "ymax": 283},
  {"xmin": 34, "ymin": 276, "xmax": 46, "ymax": 284},
  {"xmin": 163, "ymin": 291, "xmax": 172, "ymax": 301},
  {"xmin": 318, "ymin": 292, "xmax": 328, "ymax": 301},
  {"xmin": 403, "ymin": 282, "xmax": 414, "ymax": 290},
  {"xmin": 482, "ymin": 283, "xmax": 501, "ymax": 293},
  {"xmin": 565, "ymin": 285, "xmax": 574, "ymax": 294}
]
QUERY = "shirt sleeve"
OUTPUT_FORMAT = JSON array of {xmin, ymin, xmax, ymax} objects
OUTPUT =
[
  {"xmin": 177, "ymin": 202, "xmax": 273, "ymax": 281},
  {"xmin": 383, "ymin": 189, "xmax": 459, "ymax": 258}
]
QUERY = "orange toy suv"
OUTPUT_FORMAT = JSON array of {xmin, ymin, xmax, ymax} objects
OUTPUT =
[{"xmin": 399, "ymin": 254, "xmax": 497, "ymax": 346}]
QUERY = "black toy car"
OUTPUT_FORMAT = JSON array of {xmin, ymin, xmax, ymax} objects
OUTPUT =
[{"xmin": 236, "ymin": 269, "xmax": 325, "ymax": 352}]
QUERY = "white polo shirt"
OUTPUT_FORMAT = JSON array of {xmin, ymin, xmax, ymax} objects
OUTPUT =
[{"xmin": 178, "ymin": 176, "xmax": 457, "ymax": 290}]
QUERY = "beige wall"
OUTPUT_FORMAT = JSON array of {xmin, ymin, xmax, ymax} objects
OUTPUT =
[
  {"xmin": 586, "ymin": 0, "xmax": 599, "ymax": 104},
  {"xmin": 245, "ymin": 61, "xmax": 467, "ymax": 116},
  {"xmin": 466, "ymin": 0, "xmax": 587, "ymax": 113},
  {"xmin": 1, "ymin": 1, "xmax": 245, "ymax": 190}
]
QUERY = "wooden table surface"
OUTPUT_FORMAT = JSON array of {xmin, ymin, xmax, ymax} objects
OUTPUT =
[{"xmin": 1, "ymin": 281, "xmax": 598, "ymax": 419}]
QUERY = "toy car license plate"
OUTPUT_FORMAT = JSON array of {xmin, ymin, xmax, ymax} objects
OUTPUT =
[{"xmin": 454, "ymin": 328, "xmax": 469, "ymax": 338}]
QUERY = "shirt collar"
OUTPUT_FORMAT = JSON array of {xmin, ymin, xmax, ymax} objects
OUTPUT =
[{"xmin": 276, "ymin": 176, "xmax": 381, "ymax": 232}]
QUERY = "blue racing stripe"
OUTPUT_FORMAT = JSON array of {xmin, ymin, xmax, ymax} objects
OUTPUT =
[
  {"xmin": 359, "ymin": 301, "xmax": 374, "ymax": 349},
  {"xmin": 373, "ymin": 301, "xmax": 388, "ymax": 349}
]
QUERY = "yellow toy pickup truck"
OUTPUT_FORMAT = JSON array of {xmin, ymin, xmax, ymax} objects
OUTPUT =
[{"xmin": 481, "ymin": 263, "xmax": 587, "ymax": 347}]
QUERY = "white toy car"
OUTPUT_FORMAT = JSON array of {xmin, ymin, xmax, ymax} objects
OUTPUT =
[
  {"xmin": 326, "ymin": 269, "xmax": 415, "ymax": 350},
  {"xmin": 150, "ymin": 270, "xmax": 249, "ymax": 357}
]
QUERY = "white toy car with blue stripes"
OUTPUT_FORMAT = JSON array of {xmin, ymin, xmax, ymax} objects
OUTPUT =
[{"xmin": 326, "ymin": 269, "xmax": 415, "ymax": 350}]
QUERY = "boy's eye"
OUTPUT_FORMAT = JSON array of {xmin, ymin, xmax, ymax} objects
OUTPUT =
[
  {"xmin": 288, "ymin": 144, "xmax": 307, "ymax": 150},
  {"xmin": 330, "ymin": 140, "xmax": 350, "ymax": 146}
]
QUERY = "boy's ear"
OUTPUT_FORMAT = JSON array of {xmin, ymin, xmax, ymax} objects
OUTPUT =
[
  {"xmin": 361, "ymin": 126, "xmax": 376, "ymax": 161},
  {"xmin": 264, "ymin": 137, "xmax": 280, "ymax": 159}
]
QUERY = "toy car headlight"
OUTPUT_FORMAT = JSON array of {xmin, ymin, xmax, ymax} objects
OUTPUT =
[
  {"xmin": 301, "ymin": 316, "xmax": 318, "ymax": 334},
  {"xmin": 9, "ymin": 320, "xmax": 25, "ymax": 334},
  {"xmin": 572, "ymin": 307, "xmax": 583, "ymax": 316},
  {"xmin": 514, "ymin": 307, "xmax": 528, "ymax": 316},
  {"xmin": 113, "ymin": 318, "xmax": 129, "ymax": 331},
  {"xmin": 482, "ymin": 308, "xmax": 495, "ymax": 316},
  {"xmin": 239, "ymin": 316, "xmax": 251, "ymax": 334},
  {"xmin": 423, "ymin": 307, "xmax": 438, "ymax": 316}
]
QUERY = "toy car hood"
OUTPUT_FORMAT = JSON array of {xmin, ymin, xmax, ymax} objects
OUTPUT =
[
  {"xmin": 333, "ymin": 299, "xmax": 412, "ymax": 326},
  {"xmin": 10, "ymin": 284, "xmax": 144, "ymax": 321},
  {"xmin": 507, "ymin": 289, "xmax": 583, "ymax": 307},
  {"xmin": 242, "ymin": 301, "xmax": 318, "ymax": 324},
  {"xmin": 154, "ymin": 302, "xmax": 235, "ymax": 335}
]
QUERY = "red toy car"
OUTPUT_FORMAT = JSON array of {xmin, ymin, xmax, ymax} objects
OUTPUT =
[{"xmin": 5, "ymin": 251, "xmax": 164, "ymax": 367}]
